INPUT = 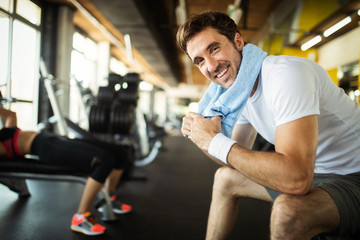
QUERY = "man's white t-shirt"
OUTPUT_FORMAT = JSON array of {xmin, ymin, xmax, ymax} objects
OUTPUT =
[{"xmin": 236, "ymin": 55, "xmax": 360, "ymax": 175}]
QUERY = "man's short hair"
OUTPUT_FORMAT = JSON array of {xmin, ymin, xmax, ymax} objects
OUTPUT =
[{"xmin": 176, "ymin": 11, "xmax": 240, "ymax": 54}]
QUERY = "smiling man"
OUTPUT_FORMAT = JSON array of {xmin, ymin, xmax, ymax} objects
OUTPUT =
[
  {"xmin": 187, "ymin": 27, "xmax": 242, "ymax": 89},
  {"xmin": 177, "ymin": 11, "xmax": 360, "ymax": 240}
]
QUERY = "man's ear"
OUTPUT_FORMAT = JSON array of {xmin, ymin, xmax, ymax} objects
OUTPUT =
[{"xmin": 234, "ymin": 33, "xmax": 244, "ymax": 51}]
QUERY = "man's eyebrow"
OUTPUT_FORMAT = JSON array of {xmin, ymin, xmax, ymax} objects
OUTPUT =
[
  {"xmin": 206, "ymin": 41, "xmax": 219, "ymax": 51},
  {"xmin": 192, "ymin": 41, "xmax": 220, "ymax": 64}
]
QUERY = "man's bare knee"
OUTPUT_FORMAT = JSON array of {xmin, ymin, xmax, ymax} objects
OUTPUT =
[
  {"xmin": 213, "ymin": 166, "xmax": 251, "ymax": 197},
  {"xmin": 271, "ymin": 194, "xmax": 312, "ymax": 239},
  {"xmin": 271, "ymin": 194, "xmax": 299, "ymax": 226}
]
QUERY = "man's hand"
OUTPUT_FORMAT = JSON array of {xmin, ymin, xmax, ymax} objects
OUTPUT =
[
  {"xmin": 181, "ymin": 111, "xmax": 194, "ymax": 138},
  {"xmin": 181, "ymin": 112, "xmax": 222, "ymax": 151}
]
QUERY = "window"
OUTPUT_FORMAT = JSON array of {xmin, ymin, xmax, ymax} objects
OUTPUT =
[
  {"xmin": 70, "ymin": 32, "xmax": 98, "ymax": 129},
  {"xmin": 16, "ymin": 0, "xmax": 41, "ymax": 26},
  {"xmin": 0, "ymin": 0, "xmax": 13, "ymax": 12},
  {"xmin": 71, "ymin": 32, "xmax": 98, "ymax": 90},
  {"xmin": 0, "ymin": 0, "xmax": 41, "ymax": 130},
  {"xmin": 0, "ymin": 11, "xmax": 10, "ymax": 95}
]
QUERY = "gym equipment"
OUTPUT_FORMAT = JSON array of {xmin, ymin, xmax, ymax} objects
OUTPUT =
[
  {"xmin": 0, "ymin": 90, "xmax": 33, "ymax": 105},
  {"xmin": 40, "ymin": 57, "xmax": 165, "ymax": 168},
  {"xmin": 0, "ymin": 97, "xmax": 33, "ymax": 104},
  {"xmin": 89, "ymin": 104, "xmax": 135, "ymax": 135},
  {"xmin": 39, "ymin": 59, "xmax": 141, "ymax": 182},
  {"xmin": 40, "ymin": 59, "xmax": 69, "ymax": 136},
  {"xmin": 116, "ymin": 73, "xmax": 140, "ymax": 105},
  {"xmin": 88, "ymin": 72, "xmax": 165, "ymax": 167},
  {"xmin": 89, "ymin": 105, "xmax": 110, "ymax": 133},
  {"xmin": 134, "ymin": 140, "xmax": 162, "ymax": 167},
  {"xmin": 64, "ymin": 117, "xmax": 96, "ymax": 141},
  {"xmin": 132, "ymin": 107, "xmax": 162, "ymax": 167},
  {"xmin": 88, "ymin": 72, "xmax": 140, "ymax": 135},
  {"xmin": 98, "ymin": 86, "xmax": 115, "ymax": 104},
  {"xmin": 72, "ymin": 77, "xmax": 91, "ymax": 129},
  {"xmin": 0, "ymin": 156, "xmax": 116, "ymax": 221},
  {"xmin": 0, "ymin": 177, "xmax": 30, "ymax": 198},
  {"xmin": 110, "ymin": 104, "xmax": 134, "ymax": 134}
]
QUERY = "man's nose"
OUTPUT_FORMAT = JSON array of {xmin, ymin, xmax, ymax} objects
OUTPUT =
[{"xmin": 206, "ymin": 57, "xmax": 218, "ymax": 75}]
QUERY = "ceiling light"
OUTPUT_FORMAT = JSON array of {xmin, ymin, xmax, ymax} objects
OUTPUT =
[
  {"xmin": 139, "ymin": 81, "xmax": 153, "ymax": 91},
  {"xmin": 229, "ymin": 8, "xmax": 243, "ymax": 24},
  {"xmin": 176, "ymin": 0, "xmax": 187, "ymax": 25},
  {"xmin": 358, "ymin": 9, "xmax": 360, "ymax": 16},
  {"xmin": 323, "ymin": 16, "xmax": 352, "ymax": 37},
  {"xmin": 355, "ymin": 90, "xmax": 360, "ymax": 97},
  {"xmin": 124, "ymin": 34, "xmax": 134, "ymax": 70},
  {"xmin": 227, "ymin": 0, "xmax": 242, "ymax": 24},
  {"xmin": 301, "ymin": 35, "xmax": 322, "ymax": 51}
]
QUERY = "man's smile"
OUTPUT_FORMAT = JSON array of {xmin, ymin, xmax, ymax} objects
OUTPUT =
[{"xmin": 216, "ymin": 67, "xmax": 228, "ymax": 78}]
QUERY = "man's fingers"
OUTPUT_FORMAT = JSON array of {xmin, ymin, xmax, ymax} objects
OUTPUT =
[
  {"xmin": 211, "ymin": 116, "xmax": 221, "ymax": 123},
  {"xmin": 181, "ymin": 126, "xmax": 191, "ymax": 136},
  {"xmin": 187, "ymin": 111, "xmax": 202, "ymax": 118},
  {"xmin": 182, "ymin": 115, "xmax": 194, "ymax": 138},
  {"xmin": 182, "ymin": 117, "xmax": 193, "ymax": 129}
]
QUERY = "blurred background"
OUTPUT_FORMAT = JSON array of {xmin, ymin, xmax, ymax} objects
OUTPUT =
[{"xmin": 0, "ymin": 0, "xmax": 359, "ymax": 134}]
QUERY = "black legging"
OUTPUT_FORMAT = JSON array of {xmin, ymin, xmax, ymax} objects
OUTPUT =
[{"xmin": 30, "ymin": 132, "xmax": 127, "ymax": 183}]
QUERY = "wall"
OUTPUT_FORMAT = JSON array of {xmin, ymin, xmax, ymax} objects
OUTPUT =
[{"xmin": 318, "ymin": 26, "xmax": 360, "ymax": 70}]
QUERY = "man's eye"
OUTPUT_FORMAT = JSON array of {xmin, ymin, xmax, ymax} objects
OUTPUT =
[
  {"xmin": 211, "ymin": 46, "xmax": 219, "ymax": 53},
  {"xmin": 195, "ymin": 58, "xmax": 203, "ymax": 66}
]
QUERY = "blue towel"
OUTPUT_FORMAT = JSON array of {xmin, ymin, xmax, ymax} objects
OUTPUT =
[{"xmin": 197, "ymin": 44, "xmax": 267, "ymax": 137}]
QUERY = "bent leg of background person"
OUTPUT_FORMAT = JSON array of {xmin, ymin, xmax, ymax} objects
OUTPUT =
[
  {"xmin": 71, "ymin": 177, "xmax": 106, "ymax": 235},
  {"xmin": 105, "ymin": 169, "xmax": 123, "ymax": 195},
  {"xmin": 77, "ymin": 177, "xmax": 103, "ymax": 214},
  {"xmin": 206, "ymin": 166, "xmax": 272, "ymax": 240},
  {"xmin": 102, "ymin": 169, "xmax": 132, "ymax": 214}
]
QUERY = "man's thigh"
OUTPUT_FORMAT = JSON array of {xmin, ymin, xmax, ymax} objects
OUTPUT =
[
  {"xmin": 312, "ymin": 172, "xmax": 360, "ymax": 237},
  {"xmin": 268, "ymin": 172, "xmax": 360, "ymax": 237}
]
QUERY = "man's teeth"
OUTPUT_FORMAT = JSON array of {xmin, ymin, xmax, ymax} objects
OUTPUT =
[{"xmin": 217, "ymin": 68, "xmax": 227, "ymax": 78}]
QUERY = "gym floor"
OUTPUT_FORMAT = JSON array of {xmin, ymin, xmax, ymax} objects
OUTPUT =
[{"xmin": 0, "ymin": 135, "xmax": 271, "ymax": 240}]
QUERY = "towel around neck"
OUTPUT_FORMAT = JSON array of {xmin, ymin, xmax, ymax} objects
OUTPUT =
[{"xmin": 197, "ymin": 43, "xmax": 267, "ymax": 137}]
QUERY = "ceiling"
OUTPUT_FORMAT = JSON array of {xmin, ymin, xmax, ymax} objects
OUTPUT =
[
  {"xmin": 87, "ymin": 0, "xmax": 283, "ymax": 87},
  {"xmin": 60, "ymin": 0, "xmax": 360, "ymax": 99}
]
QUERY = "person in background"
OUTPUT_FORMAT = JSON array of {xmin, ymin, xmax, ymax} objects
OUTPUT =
[
  {"xmin": 177, "ymin": 11, "xmax": 360, "ymax": 239},
  {"xmin": 0, "ymin": 108, "xmax": 132, "ymax": 236}
]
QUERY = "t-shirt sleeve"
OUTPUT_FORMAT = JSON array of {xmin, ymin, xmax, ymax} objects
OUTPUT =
[
  {"xmin": 236, "ymin": 112, "xmax": 249, "ymax": 125},
  {"xmin": 266, "ymin": 58, "xmax": 320, "ymax": 126}
]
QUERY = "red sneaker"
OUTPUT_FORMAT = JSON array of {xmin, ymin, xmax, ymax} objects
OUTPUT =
[
  {"xmin": 70, "ymin": 212, "xmax": 106, "ymax": 235},
  {"xmin": 98, "ymin": 195, "xmax": 132, "ymax": 214}
]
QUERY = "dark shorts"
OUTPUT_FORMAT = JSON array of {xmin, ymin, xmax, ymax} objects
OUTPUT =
[{"xmin": 266, "ymin": 172, "xmax": 360, "ymax": 237}]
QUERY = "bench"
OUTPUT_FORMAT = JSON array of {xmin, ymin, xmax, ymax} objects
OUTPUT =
[{"xmin": 0, "ymin": 156, "xmax": 116, "ymax": 221}]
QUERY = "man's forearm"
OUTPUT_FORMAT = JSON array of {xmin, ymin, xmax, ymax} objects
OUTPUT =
[
  {"xmin": 227, "ymin": 145, "xmax": 313, "ymax": 195},
  {"xmin": 202, "ymin": 149, "xmax": 227, "ymax": 166}
]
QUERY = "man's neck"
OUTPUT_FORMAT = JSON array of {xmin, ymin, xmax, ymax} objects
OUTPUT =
[{"xmin": 250, "ymin": 75, "xmax": 259, "ymax": 97}]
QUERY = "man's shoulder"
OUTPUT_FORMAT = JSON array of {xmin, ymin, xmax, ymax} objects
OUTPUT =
[
  {"xmin": 263, "ymin": 55, "xmax": 311, "ymax": 65},
  {"xmin": 262, "ymin": 55, "xmax": 317, "ymax": 77},
  {"xmin": 260, "ymin": 55, "xmax": 320, "ymax": 93}
]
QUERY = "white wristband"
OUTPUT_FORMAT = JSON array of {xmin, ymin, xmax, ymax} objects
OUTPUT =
[{"xmin": 208, "ymin": 133, "xmax": 237, "ymax": 164}]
